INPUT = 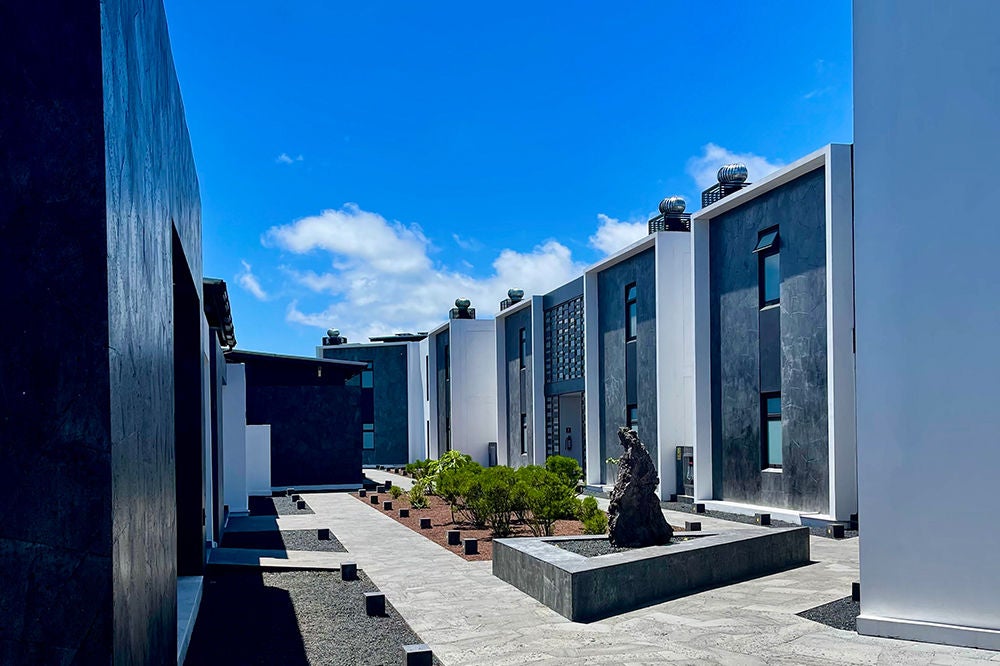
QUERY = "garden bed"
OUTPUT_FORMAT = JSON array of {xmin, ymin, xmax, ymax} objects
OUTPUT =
[
  {"xmin": 352, "ymin": 492, "xmax": 590, "ymax": 561},
  {"xmin": 220, "ymin": 529, "xmax": 347, "ymax": 553}
]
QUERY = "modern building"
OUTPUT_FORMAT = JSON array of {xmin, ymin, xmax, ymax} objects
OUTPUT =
[
  {"xmin": 691, "ymin": 144, "xmax": 857, "ymax": 525},
  {"xmin": 853, "ymin": 0, "xmax": 1000, "ymax": 650},
  {"xmin": 226, "ymin": 350, "xmax": 366, "ymax": 492},
  {"xmin": 425, "ymin": 299, "xmax": 499, "ymax": 466},
  {"xmin": 495, "ymin": 279, "xmax": 587, "ymax": 472},
  {"xmin": 318, "ymin": 332, "xmax": 427, "ymax": 467},
  {"xmin": 1, "ymin": 1, "xmax": 210, "ymax": 661},
  {"xmin": 583, "ymin": 207, "xmax": 694, "ymax": 499}
]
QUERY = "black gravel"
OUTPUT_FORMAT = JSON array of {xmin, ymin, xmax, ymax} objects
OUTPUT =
[
  {"xmin": 186, "ymin": 568, "xmax": 440, "ymax": 666},
  {"xmin": 221, "ymin": 529, "xmax": 347, "ymax": 553},
  {"xmin": 250, "ymin": 495, "xmax": 315, "ymax": 516},
  {"xmin": 797, "ymin": 596, "xmax": 860, "ymax": 632},
  {"xmin": 582, "ymin": 489, "xmax": 858, "ymax": 539},
  {"xmin": 553, "ymin": 536, "xmax": 698, "ymax": 557}
]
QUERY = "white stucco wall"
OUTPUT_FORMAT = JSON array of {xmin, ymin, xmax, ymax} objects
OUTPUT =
[
  {"xmin": 200, "ymin": 316, "xmax": 215, "ymax": 545},
  {"xmin": 405, "ymin": 341, "xmax": 426, "ymax": 462},
  {"xmin": 654, "ymin": 231, "xmax": 694, "ymax": 499},
  {"xmin": 245, "ymin": 424, "xmax": 271, "ymax": 497},
  {"xmin": 448, "ymin": 318, "xmax": 498, "ymax": 466},
  {"xmin": 221, "ymin": 362, "xmax": 248, "ymax": 515},
  {"xmin": 854, "ymin": 0, "xmax": 1000, "ymax": 649}
]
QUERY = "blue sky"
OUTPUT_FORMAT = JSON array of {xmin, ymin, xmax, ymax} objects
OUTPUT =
[{"xmin": 164, "ymin": 1, "xmax": 852, "ymax": 355}]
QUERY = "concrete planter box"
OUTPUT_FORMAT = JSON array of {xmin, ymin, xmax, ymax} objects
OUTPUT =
[{"xmin": 493, "ymin": 527, "xmax": 810, "ymax": 622}]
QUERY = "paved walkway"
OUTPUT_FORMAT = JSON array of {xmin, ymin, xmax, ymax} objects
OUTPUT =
[{"xmin": 302, "ymin": 490, "xmax": 999, "ymax": 665}]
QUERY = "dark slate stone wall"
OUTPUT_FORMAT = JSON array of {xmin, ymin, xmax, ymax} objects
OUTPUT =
[
  {"xmin": 0, "ymin": 4, "xmax": 114, "ymax": 662},
  {"xmin": 503, "ymin": 308, "xmax": 533, "ymax": 466},
  {"xmin": 243, "ymin": 379, "xmax": 362, "ymax": 488},
  {"xmin": 435, "ymin": 331, "xmax": 450, "ymax": 457},
  {"xmin": 1, "ymin": 1, "xmax": 203, "ymax": 663},
  {"xmin": 103, "ymin": 0, "xmax": 203, "ymax": 660},
  {"xmin": 597, "ymin": 249, "xmax": 657, "ymax": 482},
  {"xmin": 321, "ymin": 345, "xmax": 410, "ymax": 466},
  {"xmin": 709, "ymin": 168, "xmax": 829, "ymax": 513}
]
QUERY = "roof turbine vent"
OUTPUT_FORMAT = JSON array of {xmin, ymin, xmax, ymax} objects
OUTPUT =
[
  {"xmin": 659, "ymin": 195, "xmax": 687, "ymax": 215},
  {"xmin": 717, "ymin": 163, "xmax": 749, "ymax": 185},
  {"xmin": 450, "ymin": 298, "xmax": 476, "ymax": 320},
  {"xmin": 323, "ymin": 328, "xmax": 347, "ymax": 345},
  {"xmin": 648, "ymin": 195, "xmax": 691, "ymax": 234}
]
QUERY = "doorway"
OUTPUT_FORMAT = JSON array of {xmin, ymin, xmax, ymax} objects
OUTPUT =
[{"xmin": 557, "ymin": 392, "xmax": 584, "ymax": 471}]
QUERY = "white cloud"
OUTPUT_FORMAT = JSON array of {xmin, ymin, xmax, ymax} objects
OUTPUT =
[
  {"xmin": 276, "ymin": 153, "xmax": 304, "ymax": 164},
  {"xmin": 588, "ymin": 213, "xmax": 648, "ymax": 256},
  {"xmin": 270, "ymin": 203, "xmax": 586, "ymax": 341},
  {"xmin": 686, "ymin": 143, "xmax": 784, "ymax": 191},
  {"xmin": 265, "ymin": 203, "xmax": 431, "ymax": 274},
  {"xmin": 237, "ymin": 260, "xmax": 269, "ymax": 301},
  {"xmin": 452, "ymin": 233, "xmax": 483, "ymax": 252}
]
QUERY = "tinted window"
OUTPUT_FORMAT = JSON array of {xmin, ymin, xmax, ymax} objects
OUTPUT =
[{"xmin": 762, "ymin": 252, "xmax": 780, "ymax": 305}]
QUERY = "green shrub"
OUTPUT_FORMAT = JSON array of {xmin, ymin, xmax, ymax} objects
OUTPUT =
[
  {"xmin": 545, "ymin": 455, "xmax": 583, "ymax": 490},
  {"xmin": 475, "ymin": 466, "xmax": 519, "ymax": 537},
  {"xmin": 407, "ymin": 483, "xmax": 429, "ymax": 509},
  {"xmin": 583, "ymin": 511, "xmax": 608, "ymax": 535},
  {"xmin": 389, "ymin": 485, "xmax": 403, "ymax": 500},
  {"xmin": 515, "ymin": 466, "xmax": 578, "ymax": 536},
  {"xmin": 437, "ymin": 463, "xmax": 481, "ymax": 523},
  {"xmin": 576, "ymin": 495, "xmax": 600, "ymax": 521}
]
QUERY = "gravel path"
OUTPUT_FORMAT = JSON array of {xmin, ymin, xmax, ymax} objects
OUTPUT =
[
  {"xmin": 584, "ymin": 489, "xmax": 858, "ymax": 539},
  {"xmin": 186, "ymin": 568, "xmax": 439, "ymax": 666},
  {"xmin": 220, "ymin": 529, "xmax": 347, "ymax": 553},
  {"xmin": 797, "ymin": 595, "xmax": 860, "ymax": 632},
  {"xmin": 249, "ymin": 495, "xmax": 315, "ymax": 516}
]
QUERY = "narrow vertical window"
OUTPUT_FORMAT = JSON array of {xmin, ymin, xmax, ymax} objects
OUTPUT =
[
  {"xmin": 762, "ymin": 394, "xmax": 782, "ymax": 469},
  {"xmin": 445, "ymin": 416, "xmax": 452, "ymax": 451},
  {"xmin": 361, "ymin": 362, "xmax": 374, "ymax": 389},
  {"xmin": 625, "ymin": 283, "xmax": 638, "ymax": 341},
  {"xmin": 425, "ymin": 355, "xmax": 429, "ymax": 394},
  {"xmin": 519, "ymin": 327, "xmax": 527, "ymax": 370},
  {"xmin": 444, "ymin": 344, "xmax": 450, "ymax": 381},
  {"xmin": 626, "ymin": 404, "xmax": 638, "ymax": 436},
  {"xmin": 755, "ymin": 227, "xmax": 780, "ymax": 307},
  {"xmin": 520, "ymin": 413, "xmax": 528, "ymax": 455},
  {"xmin": 362, "ymin": 423, "xmax": 375, "ymax": 450}
]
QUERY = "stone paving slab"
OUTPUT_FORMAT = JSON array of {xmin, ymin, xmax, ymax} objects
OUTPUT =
[
  {"xmin": 208, "ymin": 547, "xmax": 348, "ymax": 570},
  {"xmin": 302, "ymin": 490, "xmax": 998, "ymax": 665}
]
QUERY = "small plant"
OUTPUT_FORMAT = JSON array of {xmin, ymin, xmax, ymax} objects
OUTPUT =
[
  {"xmin": 407, "ymin": 483, "xmax": 429, "ymax": 509},
  {"xmin": 583, "ymin": 511, "xmax": 608, "ymax": 535},
  {"xmin": 545, "ymin": 455, "xmax": 583, "ymax": 491},
  {"xmin": 389, "ymin": 485, "xmax": 403, "ymax": 500},
  {"xmin": 576, "ymin": 495, "xmax": 600, "ymax": 521},
  {"xmin": 605, "ymin": 456, "xmax": 621, "ymax": 484},
  {"xmin": 515, "ymin": 466, "xmax": 578, "ymax": 537}
]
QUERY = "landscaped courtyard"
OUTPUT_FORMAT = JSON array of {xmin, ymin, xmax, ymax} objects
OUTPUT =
[{"xmin": 185, "ymin": 468, "xmax": 1000, "ymax": 665}]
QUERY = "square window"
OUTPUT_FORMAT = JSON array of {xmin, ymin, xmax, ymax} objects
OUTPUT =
[{"xmin": 754, "ymin": 229, "xmax": 779, "ymax": 253}]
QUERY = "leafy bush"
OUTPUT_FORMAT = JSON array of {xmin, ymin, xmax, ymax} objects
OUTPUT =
[
  {"xmin": 437, "ymin": 463, "xmax": 482, "ymax": 523},
  {"xmin": 583, "ymin": 511, "xmax": 608, "ymax": 535},
  {"xmin": 515, "ymin": 466, "xmax": 578, "ymax": 536},
  {"xmin": 389, "ymin": 485, "xmax": 403, "ymax": 500},
  {"xmin": 545, "ymin": 455, "xmax": 583, "ymax": 491},
  {"xmin": 474, "ymin": 466, "xmax": 519, "ymax": 537},
  {"xmin": 576, "ymin": 495, "xmax": 600, "ymax": 521},
  {"xmin": 407, "ymin": 483, "xmax": 429, "ymax": 509}
]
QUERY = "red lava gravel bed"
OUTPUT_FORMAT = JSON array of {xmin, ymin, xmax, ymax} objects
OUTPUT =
[{"xmin": 353, "ymin": 491, "xmax": 591, "ymax": 561}]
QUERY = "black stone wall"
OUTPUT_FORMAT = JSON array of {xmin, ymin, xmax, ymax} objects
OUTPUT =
[
  {"xmin": 434, "ymin": 331, "xmax": 450, "ymax": 457},
  {"xmin": 321, "ymin": 344, "xmax": 411, "ymax": 466},
  {"xmin": 1, "ymin": 1, "xmax": 203, "ymax": 662},
  {"xmin": 502, "ymin": 308, "xmax": 533, "ymax": 466},
  {"xmin": 709, "ymin": 168, "xmax": 829, "ymax": 513},
  {"xmin": 597, "ymin": 250, "xmax": 658, "ymax": 482},
  {"xmin": 242, "ymin": 368, "xmax": 363, "ymax": 488}
]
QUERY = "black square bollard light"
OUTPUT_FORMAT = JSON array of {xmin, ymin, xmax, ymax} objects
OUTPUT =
[
  {"xmin": 755, "ymin": 512, "xmax": 771, "ymax": 526},
  {"xmin": 296, "ymin": 500, "xmax": 307, "ymax": 510},
  {"xmin": 852, "ymin": 581, "xmax": 861, "ymax": 602},
  {"xmin": 827, "ymin": 524, "xmax": 846, "ymax": 539},
  {"xmin": 447, "ymin": 530, "xmax": 461, "ymax": 545},
  {"xmin": 685, "ymin": 521, "xmax": 701, "ymax": 532},
  {"xmin": 364, "ymin": 592, "xmax": 385, "ymax": 616},
  {"xmin": 667, "ymin": 493, "xmax": 678, "ymax": 503},
  {"xmin": 694, "ymin": 503, "xmax": 706, "ymax": 514},
  {"xmin": 285, "ymin": 488, "xmax": 295, "ymax": 497},
  {"xmin": 359, "ymin": 489, "xmax": 367, "ymax": 497},
  {"xmin": 383, "ymin": 500, "xmax": 393, "ymax": 511},
  {"xmin": 382, "ymin": 483, "xmax": 393, "ymax": 493},
  {"xmin": 318, "ymin": 528, "xmax": 330, "ymax": 540},
  {"xmin": 371, "ymin": 494, "xmax": 380, "ymax": 504},
  {"xmin": 419, "ymin": 517, "xmax": 432, "ymax": 529},
  {"xmin": 341, "ymin": 562, "xmax": 357, "ymax": 581},
  {"xmin": 292, "ymin": 494, "xmax": 301, "ymax": 503},
  {"xmin": 463, "ymin": 538, "xmax": 479, "ymax": 555},
  {"xmin": 403, "ymin": 644, "xmax": 433, "ymax": 666},
  {"xmin": 399, "ymin": 508, "xmax": 410, "ymax": 518}
]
